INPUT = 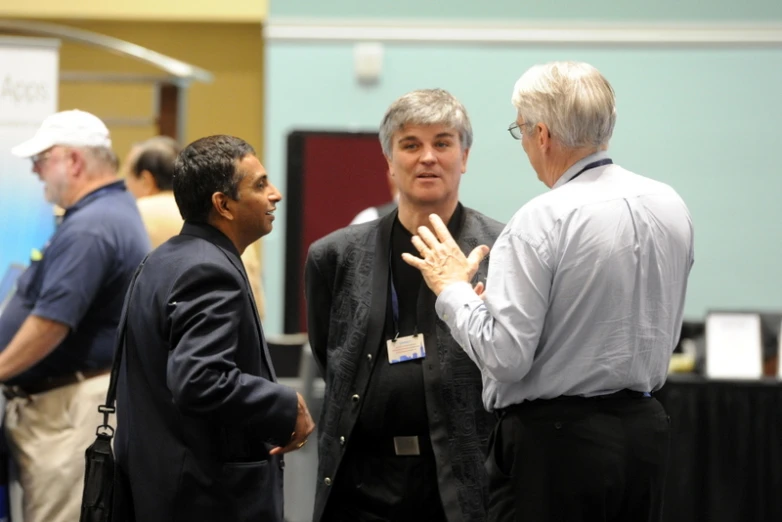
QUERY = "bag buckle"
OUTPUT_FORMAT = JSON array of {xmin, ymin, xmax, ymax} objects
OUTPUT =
[{"xmin": 97, "ymin": 404, "xmax": 116, "ymax": 438}]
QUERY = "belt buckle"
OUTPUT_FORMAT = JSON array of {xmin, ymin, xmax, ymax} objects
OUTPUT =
[{"xmin": 393, "ymin": 436, "xmax": 420, "ymax": 456}]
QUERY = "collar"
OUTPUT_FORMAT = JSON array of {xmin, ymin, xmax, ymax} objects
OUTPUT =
[
  {"xmin": 389, "ymin": 201, "xmax": 466, "ymax": 241},
  {"xmin": 179, "ymin": 221, "xmax": 242, "ymax": 259},
  {"xmin": 552, "ymin": 150, "xmax": 612, "ymax": 189},
  {"xmin": 63, "ymin": 180, "xmax": 126, "ymax": 219},
  {"xmin": 445, "ymin": 202, "xmax": 465, "ymax": 239}
]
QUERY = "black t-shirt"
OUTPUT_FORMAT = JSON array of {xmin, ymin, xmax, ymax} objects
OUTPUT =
[
  {"xmin": 353, "ymin": 204, "xmax": 464, "ymax": 438},
  {"xmin": 352, "ymin": 217, "xmax": 426, "ymax": 438},
  {"xmin": 330, "ymin": 206, "xmax": 463, "ymax": 521}
]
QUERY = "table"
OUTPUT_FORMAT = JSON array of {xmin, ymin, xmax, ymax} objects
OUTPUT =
[{"xmin": 656, "ymin": 375, "xmax": 782, "ymax": 522}]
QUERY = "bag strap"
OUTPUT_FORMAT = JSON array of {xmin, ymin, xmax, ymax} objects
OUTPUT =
[{"xmin": 97, "ymin": 255, "xmax": 149, "ymax": 438}]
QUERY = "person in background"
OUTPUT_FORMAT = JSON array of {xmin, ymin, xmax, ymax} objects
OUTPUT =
[
  {"xmin": 0, "ymin": 109, "xmax": 150, "ymax": 522},
  {"xmin": 122, "ymin": 135, "xmax": 182, "ymax": 247},
  {"xmin": 306, "ymin": 89, "xmax": 504, "ymax": 522},
  {"xmin": 349, "ymin": 169, "xmax": 399, "ymax": 225},
  {"xmin": 403, "ymin": 61, "xmax": 695, "ymax": 522},
  {"xmin": 121, "ymin": 136, "xmax": 267, "ymax": 318}
]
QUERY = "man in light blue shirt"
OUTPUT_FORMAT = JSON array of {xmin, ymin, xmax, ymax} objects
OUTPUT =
[{"xmin": 403, "ymin": 61, "xmax": 694, "ymax": 522}]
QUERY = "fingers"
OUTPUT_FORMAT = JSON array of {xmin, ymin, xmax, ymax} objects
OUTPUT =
[
  {"xmin": 405, "ymin": 216, "xmax": 482, "ymax": 284},
  {"xmin": 270, "ymin": 393, "xmax": 315, "ymax": 455},
  {"xmin": 427, "ymin": 214, "xmax": 458, "ymax": 249},
  {"xmin": 269, "ymin": 441, "xmax": 301, "ymax": 455},
  {"xmin": 408, "ymin": 214, "xmax": 460, "ymax": 255},
  {"xmin": 466, "ymin": 245, "xmax": 490, "ymax": 272},
  {"xmin": 415, "ymin": 224, "xmax": 440, "ymax": 251},
  {"xmin": 415, "ymin": 224, "xmax": 462, "ymax": 265},
  {"xmin": 410, "ymin": 235, "xmax": 430, "ymax": 257},
  {"xmin": 473, "ymin": 281, "xmax": 488, "ymax": 300},
  {"xmin": 269, "ymin": 425, "xmax": 314, "ymax": 455},
  {"xmin": 401, "ymin": 252, "xmax": 427, "ymax": 270}
]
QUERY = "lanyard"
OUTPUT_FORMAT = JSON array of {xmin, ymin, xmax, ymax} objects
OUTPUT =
[
  {"xmin": 390, "ymin": 275, "xmax": 400, "ymax": 330},
  {"xmin": 567, "ymin": 158, "xmax": 613, "ymax": 183},
  {"xmin": 389, "ymin": 253, "xmax": 418, "ymax": 339}
]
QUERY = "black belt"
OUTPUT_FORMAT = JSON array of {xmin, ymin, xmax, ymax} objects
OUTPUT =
[
  {"xmin": 498, "ymin": 389, "xmax": 651, "ymax": 417},
  {"xmin": 2, "ymin": 368, "xmax": 110, "ymax": 399},
  {"xmin": 350, "ymin": 434, "xmax": 433, "ymax": 457}
]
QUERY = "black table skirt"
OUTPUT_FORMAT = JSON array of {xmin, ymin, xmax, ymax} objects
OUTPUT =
[{"xmin": 656, "ymin": 375, "xmax": 782, "ymax": 522}]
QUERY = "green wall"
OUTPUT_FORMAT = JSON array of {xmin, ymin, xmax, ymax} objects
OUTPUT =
[
  {"xmin": 269, "ymin": 0, "xmax": 782, "ymax": 22},
  {"xmin": 263, "ymin": 7, "xmax": 782, "ymax": 335}
]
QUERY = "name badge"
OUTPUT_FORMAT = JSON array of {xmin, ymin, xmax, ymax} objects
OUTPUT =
[{"xmin": 386, "ymin": 334, "xmax": 426, "ymax": 364}]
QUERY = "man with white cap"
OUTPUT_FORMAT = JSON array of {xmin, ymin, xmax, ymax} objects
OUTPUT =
[{"xmin": 0, "ymin": 109, "xmax": 150, "ymax": 522}]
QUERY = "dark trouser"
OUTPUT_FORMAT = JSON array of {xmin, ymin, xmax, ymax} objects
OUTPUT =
[
  {"xmin": 486, "ymin": 393, "xmax": 670, "ymax": 522},
  {"xmin": 322, "ymin": 440, "xmax": 447, "ymax": 522}
]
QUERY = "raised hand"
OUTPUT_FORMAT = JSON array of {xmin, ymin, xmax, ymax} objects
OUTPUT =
[{"xmin": 402, "ymin": 214, "xmax": 489, "ymax": 296}]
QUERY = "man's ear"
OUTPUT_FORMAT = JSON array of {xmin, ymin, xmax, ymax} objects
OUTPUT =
[
  {"xmin": 385, "ymin": 155, "xmax": 394, "ymax": 176},
  {"xmin": 211, "ymin": 192, "xmax": 234, "ymax": 221},
  {"xmin": 460, "ymin": 147, "xmax": 470, "ymax": 174},
  {"xmin": 67, "ymin": 148, "xmax": 87, "ymax": 177},
  {"xmin": 140, "ymin": 170, "xmax": 158, "ymax": 193},
  {"xmin": 536, "ymin": 123, "xmax": 551, "ymax": 151}
]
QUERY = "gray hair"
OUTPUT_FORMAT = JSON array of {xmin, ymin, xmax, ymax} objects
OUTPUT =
[
  {"xmin": 80, "ymin": 145, "xmax": 119, "ymax": 174},
  {"xmin": 379, "ymin": 88, "xmax": 473, "ymax": 157},
  {"xmin": 511, "ymin": 61, "xmax": 616, "ymax": 149}
]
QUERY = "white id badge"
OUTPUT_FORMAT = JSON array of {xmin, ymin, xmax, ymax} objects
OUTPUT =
[{"xmin": 386, "ymin": 334, "xmax": 426, "ymax": 364}]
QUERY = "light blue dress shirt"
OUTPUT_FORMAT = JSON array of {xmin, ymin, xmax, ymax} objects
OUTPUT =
[{"xmin": 436, "ymin": 152, "xmax": 695, "ymax": 411}]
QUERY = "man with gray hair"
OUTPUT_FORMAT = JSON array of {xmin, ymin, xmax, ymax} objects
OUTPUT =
[
  {"xmin": 305, "ymin": 89, "xmax": 504, "ymax": 522},
  {"xmin": 0, "ymin": 109, "xmax": 150, "ymax": 522},
  {"xmin": 403, "ymin": 62, "xmax": 694, "ymax": 521}
]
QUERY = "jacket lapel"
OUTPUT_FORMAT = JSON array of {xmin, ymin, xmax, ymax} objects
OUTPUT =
[
  {"xmin": 361, "ymin": 210, "xmax": 396, "ymax": 367},
  {"xmin": 179, "ymin": 222, "xmax": 277, "ymax": 380}
]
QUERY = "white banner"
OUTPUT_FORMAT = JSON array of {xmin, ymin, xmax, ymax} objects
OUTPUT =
[{"xmin": 0, "ymin": 37, "xmax": 59, "ymax": 278}]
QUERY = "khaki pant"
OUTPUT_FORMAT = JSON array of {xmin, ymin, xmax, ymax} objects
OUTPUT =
[{"xmin": 4, "ymin": 374, "xmax": 110, "ymax": 522}]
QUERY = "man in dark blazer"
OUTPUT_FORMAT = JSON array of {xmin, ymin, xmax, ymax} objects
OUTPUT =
[
  {"xmin": 115, "ymin": 135, "xmax": 315, "ymax": 522},
  {"xmin": 305, "ymin": 89, "xmax": 504, "ymax": 522}
]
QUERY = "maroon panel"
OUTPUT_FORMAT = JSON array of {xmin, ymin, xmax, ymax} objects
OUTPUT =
[
  {"xmin": 284, "ymin": 131, "xmax": 390, "ymax": 333},
  {"xmin": 301, "ymin": 135, "xmax": 390, "ymax": 250}
]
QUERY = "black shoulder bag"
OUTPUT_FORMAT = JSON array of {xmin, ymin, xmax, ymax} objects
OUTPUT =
[{"xmin": 80, "ymin": 258, "xmax": 147, "ymax": 522}]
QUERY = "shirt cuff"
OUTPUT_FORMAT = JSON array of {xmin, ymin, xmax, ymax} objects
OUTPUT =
[{"xmin": 435, "ymin": 281, "xmax": 481, "ymax": 327}]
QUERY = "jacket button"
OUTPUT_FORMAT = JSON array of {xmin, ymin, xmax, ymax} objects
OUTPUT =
[
  {"xmin": 351, "ymin": 394, "xmax": 360, "ymax": 403},
  {"xmin": 339, "ymin": 436, "xmax": 346, "ymax": 445},
  {"xmin": 554, "ymin": 422, "xmax": 562, "ymax": 429},
  {"xmin": 324, "ymin": 477, "xmax": 332, "ymax": 486},
  {"xmin": 367, "ymin": 354, "xmax": 373, "ymax": 362}
]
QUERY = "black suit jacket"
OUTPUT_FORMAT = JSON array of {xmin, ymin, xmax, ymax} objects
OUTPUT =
[
  {"xmin": 115, "ymin": 222, "xmax": 298, "ymax": 522},
  {"xmin": 305, "ymin": 206, "xmax": 505, "ymax": 522}
]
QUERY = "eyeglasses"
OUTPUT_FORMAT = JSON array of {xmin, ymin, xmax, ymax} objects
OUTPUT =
[
  {"xmin": 508, "ymin": 122, "xmax": 524, "ymax": 140},
  {"xmin": 31, "ymin": 150, "xmax": 53, "ymax": 167}
]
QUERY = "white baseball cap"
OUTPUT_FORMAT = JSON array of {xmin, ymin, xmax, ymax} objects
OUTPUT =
[{"xmin": 11, "ymin": 109, "xmax": 112, "ymax": 158}]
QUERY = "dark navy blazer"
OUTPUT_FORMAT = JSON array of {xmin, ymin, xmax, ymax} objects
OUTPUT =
[{"xmin": 115, "ymin": 222, "xmax": 297, "ymax": 522}]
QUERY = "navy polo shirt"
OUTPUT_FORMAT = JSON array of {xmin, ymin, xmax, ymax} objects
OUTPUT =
[{"xmin": 0, "ymin": 181, "xmax": 151, "ymax": 387}]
